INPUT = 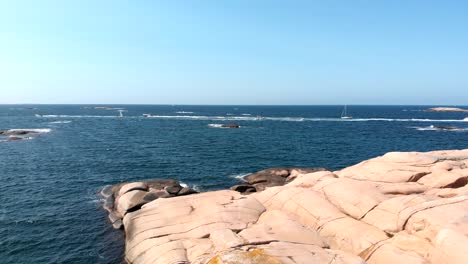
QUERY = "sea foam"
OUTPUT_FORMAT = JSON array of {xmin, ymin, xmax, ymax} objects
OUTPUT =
[{"xmin": 229, "ymin": 173, "xmax": 251, "ymax": 180}]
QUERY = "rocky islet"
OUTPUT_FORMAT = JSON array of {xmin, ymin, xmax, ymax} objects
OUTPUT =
[{"xmin": 0, "ymin": 129, "xmax": 51, "ymax": 142}]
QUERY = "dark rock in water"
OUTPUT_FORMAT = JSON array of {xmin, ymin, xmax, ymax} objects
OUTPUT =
[
  {"xmin": 178, "ymin": 187, "xmax": 198, "ymax": 196},
  {"xmin": 0, "ymin": 129, "xmax": 38, "ymax": 136},
  {"xmin": 233, "ymin": 167, "xmax": 326, "ymax": 194},
  {"xmin": 230, "ymin": 184, "xmax": 257, "ymax": 194},
  {"xmin": 146, "ymin": 179, "xmax": 180, "ymax": 190},
  {"xmin": 245, "ymin": 173, "xmax": 286, "ymax": 185},
  {"xmin": 165, "ymin": 185, "xmax": 182, "ymax": 195},
  {"xmin": 433, "ymin": 125, "xmax": 462, "ymax": 131},
  {"xmin": 221, "ymin": 124, "xmax": 240, "ymax": 128}
]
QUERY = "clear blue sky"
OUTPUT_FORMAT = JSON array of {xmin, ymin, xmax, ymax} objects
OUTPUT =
[{"xmin": 1, "ymin": 0, "xmax": 467, "ymax": 105}]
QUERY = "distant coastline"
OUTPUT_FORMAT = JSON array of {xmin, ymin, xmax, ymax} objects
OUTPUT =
[{"xmin": 426, "ymin": 107, "xmax": 468, "ymax": 112}]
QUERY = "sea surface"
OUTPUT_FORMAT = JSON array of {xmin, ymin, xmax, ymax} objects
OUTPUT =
[{"xmin": 1, "ymin": 105, "xmax": 467, "ymax": 264}]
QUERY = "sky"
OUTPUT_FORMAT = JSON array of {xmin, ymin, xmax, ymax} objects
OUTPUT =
[{"xmin": 0, "ymin": 0, "xmax": 467, "ymax": 105}]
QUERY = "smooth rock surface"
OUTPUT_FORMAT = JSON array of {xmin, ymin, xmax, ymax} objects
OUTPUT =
[{"xmin": 107, "ymin": 149, "xmax": 468, "ymax": 263}]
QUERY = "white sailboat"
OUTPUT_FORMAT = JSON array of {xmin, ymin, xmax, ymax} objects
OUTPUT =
[{"xmin": 341, "ymin": 105, "xmax": 352, "ymax": 119}]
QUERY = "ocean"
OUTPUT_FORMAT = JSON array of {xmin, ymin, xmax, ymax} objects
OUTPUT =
[{"xmin": 1, "ymin": 105, "xmax": 467, "ymax": 264}]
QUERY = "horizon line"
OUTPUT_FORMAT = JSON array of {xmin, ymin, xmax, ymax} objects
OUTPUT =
[{"xmin": 0, "ymin": 103, "xmax": 467, "ymax": 107}]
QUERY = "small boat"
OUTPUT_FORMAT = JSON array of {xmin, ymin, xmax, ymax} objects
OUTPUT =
[{"xmin": 341, "ymin": 105, "xmax": 352, "ymax": 119}]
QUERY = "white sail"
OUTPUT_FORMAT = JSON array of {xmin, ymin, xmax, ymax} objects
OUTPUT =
[{"xmin": 341, "ymin": 105, "xmax": 352, "ymax": 119}]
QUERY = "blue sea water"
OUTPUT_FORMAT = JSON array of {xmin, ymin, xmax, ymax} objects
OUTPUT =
[{"xmin": 0, "ymin": 105, "xmax": 467, "ymax": 264}]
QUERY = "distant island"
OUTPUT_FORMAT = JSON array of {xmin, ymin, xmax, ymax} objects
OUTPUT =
[
  {"xmin": 426, "ymin": 107, "xmax": 468, "ymax": 112},
  {"xmin": 82, "ymin": 106, "xmax": 125, "ymax": 110}
]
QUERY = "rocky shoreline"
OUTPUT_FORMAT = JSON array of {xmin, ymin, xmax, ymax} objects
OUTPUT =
[{"xmin": 103, "ymin": 149, "xmax": 468, "ymax": 264}]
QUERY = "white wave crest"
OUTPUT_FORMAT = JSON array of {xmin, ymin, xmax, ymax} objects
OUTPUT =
[
  {"xmin": 208, "ymin": 124, "xmax": 226, "ymax": 128},
  {"xmin": 144, "ymin": 115, "xmax": 468, "ymax": 123},
  {"xmin": 7, "ymin": 128, "xmax": 51, "ymax": 133},
  {"xmin": 229, "ymin": 173, "xmax": 251, "ymax": 180},
  {"xmin": 175, "ymin": 111, "xmax": 194, "ymax": 114},
  {"xmin": 49, "ymin": 121, "xmax": 72, "ymax": 124},
  {"xmin": 179, "ymin": 182, "xmax": 189, "ymax": 188},
  {"xmin": 35, "ymin": 113, "xmax": 468, "ymax": 123},
  {"xmin": 37, "ymin": 115, "xmax": 122, "ymax": 118}
]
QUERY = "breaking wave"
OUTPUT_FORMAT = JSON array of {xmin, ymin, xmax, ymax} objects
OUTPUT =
[
  {"xmin": 49, "ymin": 121, "xmax": 72, "ymax": 124},
  {"xmin": 175, "ymin": 111, "xmax": 194, "ymax": 114},
  {"xmin": 208, "ymin": 124, "xmax": 225, "ymax": 128},
  {"xmin": 35, "ymin": 113, "xmax": 468, "ymax": 123},
  {"xmin": 142, "ymin": 115, "xmax": 468, "ymax": 123},
  {"xmin": 229, "ymin": 173, "xmax": 251, "ymax": 180},
  {"xmin": 37, "ymin": 115, "xmax": 123, "ymax": 118}
]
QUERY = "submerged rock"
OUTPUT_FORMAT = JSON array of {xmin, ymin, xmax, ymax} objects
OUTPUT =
[{"xmin": 107, "ymin": 149, "xmax": 468, "ymax": 264}]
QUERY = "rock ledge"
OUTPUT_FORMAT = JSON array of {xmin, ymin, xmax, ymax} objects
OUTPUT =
[{"xmin": 104, "ymin": 149, "xmax": 468, "ymax": 264}]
